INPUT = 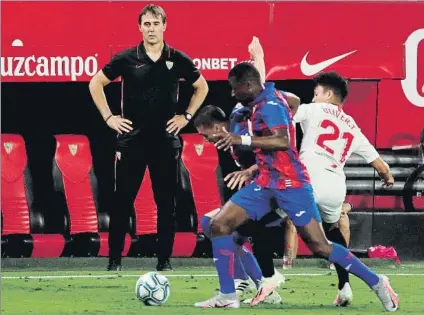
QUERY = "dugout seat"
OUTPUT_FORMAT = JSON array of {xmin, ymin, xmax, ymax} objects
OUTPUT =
[
  {"xmin": 176, "ymin": 134, "xmax": 225, "ymax": 257},
  {"xmin": 1, "ymin": 134, "xmax": 66, "ymax": 258},
  {"xmin": 52, "ymin": 135, "xmax": 131, "ymax": 257}
]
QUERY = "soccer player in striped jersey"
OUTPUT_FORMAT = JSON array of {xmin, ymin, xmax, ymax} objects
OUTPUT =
[{"xmin": 195, "ymin": 104, "xmax": 285, "ymax": 304}]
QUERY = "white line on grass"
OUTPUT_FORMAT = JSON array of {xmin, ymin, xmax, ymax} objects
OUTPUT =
[{"xmin": 2, "ymin": 273, "xmax": 424, "ymax": 280}]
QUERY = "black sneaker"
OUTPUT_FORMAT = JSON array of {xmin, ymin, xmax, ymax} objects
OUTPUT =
[
  {"xmin": 107, "ymin": 260, "xmax": 122, "ymax": 271},
  {"xmin": 156, "ymin": 259, "xmax": 173, "ymax": 271}
]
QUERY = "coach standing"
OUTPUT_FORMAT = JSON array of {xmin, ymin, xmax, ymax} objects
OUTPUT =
[{"xmin": 89, "ymin": 4, "xmax": 208, "ymax": 271}]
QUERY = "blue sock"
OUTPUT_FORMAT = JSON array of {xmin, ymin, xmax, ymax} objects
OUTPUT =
[
  {"xmin": 201, "ymin": 216, "xmax": 212, "ymax": 238},
  {"xmin": 237, "ymin": 245, "xmax": 263, "ymax": 287},
  {"xmin": 203, "ymin": 216, "xmax": 248, "ymax": 281},
  {"xmin": 211, "ymin": 236, "xmax": 236, "ymax": 294},
  {"xmin": 234, "ymin": 254, "xmax": 249, "ymax": 280},
  {"xmin": 329, "ymin": 243, "xmax": 379, "ymax": 287}
]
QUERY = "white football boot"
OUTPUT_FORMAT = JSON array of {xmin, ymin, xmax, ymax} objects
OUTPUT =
[
  {"xmin": 249, "ymin": 269, "xmax": 285, "ymax": 306},
  {"xmin": 372, "ymin": 275, "xmax": 399, "ymax": 312},
  {"xmin": 194, "ymin": 292, "xmax": 240, "ymax": 308},
  {"xmin": 243, "ymin": 290, "xmax": 282, "ymax": 305},
  {"xmin": 333, "ymin": 282, "xmax": 353, "ymax": 307},
  {"xmin": 234, "ymin": 278, "xmax": 255, "ymax": 300}
]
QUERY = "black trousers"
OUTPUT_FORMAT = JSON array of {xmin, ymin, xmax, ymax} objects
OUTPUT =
[
  {"xmin": 108, "ymin": 143, "xmax": 177, "ymax": 263},
  {"xmin": 237, "ymin": 212, "xmax": 284, "ymax": 278}
]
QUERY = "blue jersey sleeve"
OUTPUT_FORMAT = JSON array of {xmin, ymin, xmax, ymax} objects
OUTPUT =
[{"xmin": 260, "ymin": 99, "xmax": 290, "ymax": 130}]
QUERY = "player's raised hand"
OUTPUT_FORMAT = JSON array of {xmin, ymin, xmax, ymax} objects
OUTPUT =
[
  {"xmin": 248, "ymin": 36, "xmax": 264, "ymax": 60},
  {"xmin": 224, "ymin": 169, "xmax": 252, "ymax": 190},
  {"xmin": 106, "ymin": 115, "xmax": 133, "ymax": 134}
]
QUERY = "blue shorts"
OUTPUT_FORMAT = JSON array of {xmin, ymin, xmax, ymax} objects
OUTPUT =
[{"xmin": 230, "ymin": 182, "xmax": 321, "ymax": 227}]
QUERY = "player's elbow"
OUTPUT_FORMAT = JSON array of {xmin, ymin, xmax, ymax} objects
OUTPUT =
[
  {"xmin": 370, "ymin": 157, "xmax": 390, "ymax": 176},
  {"xmin": 287, "ymin": 93, "xmax": 301, "ymax": 108}
]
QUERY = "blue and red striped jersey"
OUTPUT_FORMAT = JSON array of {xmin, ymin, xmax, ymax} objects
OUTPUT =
[
  {"xmin": 250, "ymin": 82, "xmax": 310, "ymax": 189},
  {"xmin": 229, "ymin": 104, "xmax": 256, "ymax": 169}
]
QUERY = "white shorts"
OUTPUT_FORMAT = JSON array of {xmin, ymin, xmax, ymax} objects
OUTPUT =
[{"xmin": 307, "ymin": 168, "xmax": 346, "ymax": 224}]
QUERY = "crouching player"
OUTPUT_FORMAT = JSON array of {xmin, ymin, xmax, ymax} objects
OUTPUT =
[{"xmin": 194, "ymin": 104, "xmax": 285, "ymax": 304}]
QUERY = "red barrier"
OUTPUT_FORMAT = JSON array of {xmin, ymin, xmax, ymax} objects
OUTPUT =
[
  {"xmin": 343, "ymin": 82, "xmax": 378, "ymax": 145},
  {"xmin": 171, "ymin": 232, "xmax": 197, "ymax": 257},
  {"xmin": 31, "ymin": 234, "xmax": 65, "ymax": 258},
  {"xmin": 377, "ymin": 79, "xmax": 424, "ymax": 149}
]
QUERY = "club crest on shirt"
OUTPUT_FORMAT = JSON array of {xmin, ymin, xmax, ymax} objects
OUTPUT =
[
  {"xmin": 166, "ymin": 61, "xmax": 174, "ymax": 70},
  {"xmin": 194, "ymin": 144, "xmax": 204, "ymax": 156}
]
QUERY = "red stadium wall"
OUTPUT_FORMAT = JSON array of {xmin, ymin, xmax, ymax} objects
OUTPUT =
[
  {"xmin": 1, "ymin": 1, "xmax": 424, "ymax": 259},
  {"xmin": 1, "ymin": 1, "xmax": 424, "ymax": 147}
]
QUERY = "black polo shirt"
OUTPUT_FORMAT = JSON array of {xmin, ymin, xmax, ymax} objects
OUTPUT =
[{"xmin": 102, "ymin": 41, "xmax": 200, "ymax": 147}]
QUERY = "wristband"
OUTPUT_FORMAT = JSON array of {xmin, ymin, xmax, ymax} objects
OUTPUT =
[
  {"xmin": 105, "ymin": 114, "xmax": 113, "ymax": 123},
  {"xmin": 241, "ymin": 135, "xmax": 252, "ymax": 146}
]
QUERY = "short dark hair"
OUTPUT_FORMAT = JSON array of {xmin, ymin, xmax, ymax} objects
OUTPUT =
[
  {"xmin": 228, "ymin": 62, "xmax": 261, "ymax": 84},
  {"xmin": 138, "ymin": 4, "xmax": 167, "ymax": 25},
  {"xmin": 194, "ymin": 105, "xmax": 227, "ymax": 128},
  {"xmin": 313, "ymin": 71, "xmax": 349, "ymax": 103}
]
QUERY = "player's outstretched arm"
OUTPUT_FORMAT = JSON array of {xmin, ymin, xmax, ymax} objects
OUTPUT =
[
  {"xmin": 370, "ymin": 157, "xmax": 394, "ymax": 187},
  {"xmin": 248, "ymin": 128, "xmax": 290, "ymax": 150},
  {"xmin": 212, "ymin": 127, "xmax": 290, "ymax": 151},
  {"xmin": 353, "ymin": 130, "xmax": 394, "ymax": 187},
  {"xmin": 248, "ymin": 36, "xmax": 266, "ymax": 84}
]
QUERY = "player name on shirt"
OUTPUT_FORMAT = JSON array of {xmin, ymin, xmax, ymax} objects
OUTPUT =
[{"xmin": 322, "ymin": 107, "xmax": 356, "ymax": 130}]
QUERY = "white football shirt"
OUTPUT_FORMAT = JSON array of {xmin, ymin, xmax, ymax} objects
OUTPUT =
[{"xmin": 293, "ymin": 102, "xmax": 379, "ymax": 177}]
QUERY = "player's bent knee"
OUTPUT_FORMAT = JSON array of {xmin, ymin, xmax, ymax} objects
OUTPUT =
[
  {"xmin": 300, "ymin": 231, "xmax": 332, "ymax": 258},
  {"xmin": 204, "ymin": 208, "xmax": 221, "ymax": 218},
  {"xmin": 342, "ymin": 202, "xmax": 353, "ymax": 214},
  {"xmin": 310, "ymin": 241, "xmax": 332, "ymax": 258}
]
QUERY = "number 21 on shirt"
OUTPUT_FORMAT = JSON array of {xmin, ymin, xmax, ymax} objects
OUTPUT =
[{"xmin": 316, "ymin": 119, "xmax": 354, "ymax": 164}]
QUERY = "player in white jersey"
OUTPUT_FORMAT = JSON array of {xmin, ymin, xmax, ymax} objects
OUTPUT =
[{"xmin": 292, "ymin": 71, "xmax": 394, "ymax": 307}]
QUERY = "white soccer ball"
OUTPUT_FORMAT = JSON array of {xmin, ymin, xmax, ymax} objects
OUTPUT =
[{"xmin": 135, "ymin": 271, "xmax": 170, "ymax": 306}]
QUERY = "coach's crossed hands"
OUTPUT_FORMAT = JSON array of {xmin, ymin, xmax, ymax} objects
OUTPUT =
[{"xmin": 106, "ymin": 115, "xmax": 133, "ymax": 134}]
